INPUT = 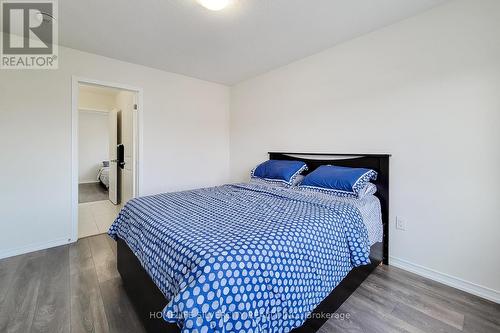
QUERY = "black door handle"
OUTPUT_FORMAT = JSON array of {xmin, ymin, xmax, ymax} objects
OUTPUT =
[{"xmin": 117, "ymin": 144, "xmax": 125, "ymax": 169}]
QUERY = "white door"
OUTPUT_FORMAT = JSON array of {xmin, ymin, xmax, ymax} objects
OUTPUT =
[
  {"xmin": 108, "ymin": 109, "xmax": 118, "ymax": 204},
  {"xmin": 117, "ymin": 91, "xmax": 136, "ymax": 204}
]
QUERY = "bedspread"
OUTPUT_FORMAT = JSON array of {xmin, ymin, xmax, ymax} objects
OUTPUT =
[{"xmin": 108, "ymin": 183, "xmax": 370, "ymax": 332}]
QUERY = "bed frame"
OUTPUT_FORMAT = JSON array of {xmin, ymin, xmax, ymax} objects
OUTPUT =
[{"xmin": 117, "ymin": 152, "xmax": 390, "ymax": 332}]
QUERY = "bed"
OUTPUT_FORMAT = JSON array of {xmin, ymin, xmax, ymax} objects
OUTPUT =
[
  {"xmin": 110, "ymin": 152, "xmax": 389, "ymax": 332},
  {"xmin": 97, "ymin": 162, "xmax": 110, "ymax": 188}
]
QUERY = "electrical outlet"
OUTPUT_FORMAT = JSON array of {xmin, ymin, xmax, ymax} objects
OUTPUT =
[{"xmin": 396, "ymin": 216, "xmax": 406, "ymax": 231}]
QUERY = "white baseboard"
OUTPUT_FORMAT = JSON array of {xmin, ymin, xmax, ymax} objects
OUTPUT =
[
  {"xmin": 390, "ymin": 256, "xmax": 500, "ymax": 304},
  {"xmin": 0, "ymin": 237, "xmax": 73, "ymax": 260}
]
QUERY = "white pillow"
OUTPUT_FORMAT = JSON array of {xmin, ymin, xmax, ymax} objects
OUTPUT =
[
  {"xmin": 291, "ymin": 175, "xmax": 305, "ymax": 186},
  {"xmin": 358, "ymin": 183, "xmax": 377, "ymax": 198},
  {"xmin": 249, "ymin": 174, "xmax": 305, "ymax": 188}
]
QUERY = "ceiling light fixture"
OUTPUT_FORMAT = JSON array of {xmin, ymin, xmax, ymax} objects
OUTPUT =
[{"xmin": 197, "ymin": 0, "xmax": 231, "ymax": 11}]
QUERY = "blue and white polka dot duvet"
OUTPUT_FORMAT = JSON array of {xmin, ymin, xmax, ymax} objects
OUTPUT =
[{"xmin": 108, "ymin": 183, "xmax": 371, "ymax": 332}]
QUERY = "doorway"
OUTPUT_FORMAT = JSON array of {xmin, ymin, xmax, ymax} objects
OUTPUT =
[{"xmin": 71, "ymin": 77, "xmax": 142, "ymax": 241}]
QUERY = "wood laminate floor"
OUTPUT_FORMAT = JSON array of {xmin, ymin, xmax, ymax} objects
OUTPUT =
[{"xmin": 0, "ymin": 234, "xmax": 498, "ymax": 333}]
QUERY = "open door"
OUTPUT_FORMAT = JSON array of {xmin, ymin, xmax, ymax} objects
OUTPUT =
[{"xmin": 108, "ymin": 108, "xmax": 118, "ymax": 204}]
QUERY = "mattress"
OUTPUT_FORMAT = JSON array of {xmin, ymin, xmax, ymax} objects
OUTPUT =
[
  {"xmin": 252, "ymin": 180, "xmax": 383, "ymax": 246},
  {"xmin": 296, "ymin": 190, "xmax": 383, "ymax": 246},
  {"xmin": 333, "ymin": 194, "xmax": 383, "ymax": 245}
]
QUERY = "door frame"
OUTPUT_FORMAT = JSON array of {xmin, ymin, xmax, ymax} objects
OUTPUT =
[{"xmin": 71, "ymin": 76, "xmax": 144, "ymax": 242}]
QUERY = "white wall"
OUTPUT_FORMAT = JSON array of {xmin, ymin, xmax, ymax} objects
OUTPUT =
[
  {"xmin": 78, "ymin": 111, "xmax": 109, "ymax": 183},
  {"xmin": 0, "ymin": 46, "xmax": 230, "ymax": 258},
  {"xmin": 230, "ymin": 0, "xmax": 500, "ymax": 300},
  {"xmin": 78, "ymin": 86, "xmax": 117, "ymax": 183},
  {"xmin": 79, "ymin": 88, "xmax": 117, "ymax": 111}
]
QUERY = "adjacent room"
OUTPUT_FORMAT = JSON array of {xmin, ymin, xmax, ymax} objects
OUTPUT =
[
  {"xmin": 78, "ymin": 84, "xmax": 116, "ymax": 237},
  {"xmin": 78, "ymin": 85, "xmax": 114, "ymax": 205},
  {"xmin": 77, "ymin": 83, "xmax": 138, "ymax": 239},
  {"xmin": 0, "ymin": 0, "xmax": 499, "ymax": 333}
]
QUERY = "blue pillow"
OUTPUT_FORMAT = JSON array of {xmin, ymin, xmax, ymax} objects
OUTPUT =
[
  {"xmin": 299, "ymin": 165, "xmax": 377, "ymax": 197},
  {"xmin": 251, "ymin": 160, "xmax": 308, "ymax": 186}
]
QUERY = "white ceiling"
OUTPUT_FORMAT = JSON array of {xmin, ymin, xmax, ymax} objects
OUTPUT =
[{"xmin": 59, "ymin": 0, "xmax": 448, "ymax": 85}]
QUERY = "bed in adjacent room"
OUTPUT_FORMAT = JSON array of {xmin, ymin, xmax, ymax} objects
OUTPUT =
[
  {"xmin": 108, "ymin": 153, "xmax": 389, "ymax": 333},
  {"xmin": 97, "ymin": 161, "xmax": 110, "ymax": 188}
]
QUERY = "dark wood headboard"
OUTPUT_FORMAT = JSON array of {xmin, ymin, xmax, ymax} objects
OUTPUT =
[{"xmin": 268, "ymin": 152, "xmax": 390, "ymax": 265}]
